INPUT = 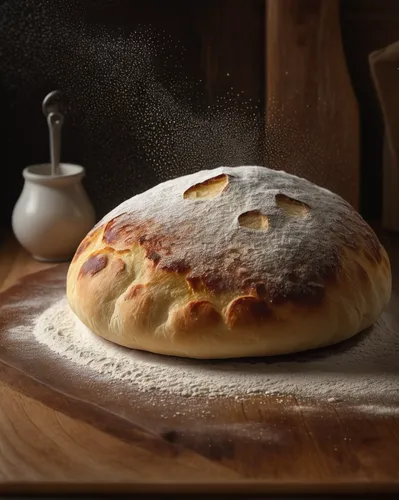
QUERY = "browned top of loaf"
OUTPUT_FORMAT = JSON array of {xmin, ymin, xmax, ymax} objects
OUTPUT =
[{"xmin": 74, "ymin": 166, "xmax": 382, "ymax": 306}]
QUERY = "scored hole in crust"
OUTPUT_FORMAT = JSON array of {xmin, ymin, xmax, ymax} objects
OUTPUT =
[
  {"xmin": 238, "ymin": 210, "xmax": 269, "ymax": 230},
  {"xmin": 275, "ymin": 193, "xmax": 311, "ymax": 217},
  {"xmin": 183, "ymin": 174, "xmax": 229, "ymax": 200}
]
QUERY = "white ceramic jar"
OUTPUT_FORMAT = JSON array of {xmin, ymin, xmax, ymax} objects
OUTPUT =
[{"xmin": 12, "ymin": 163, "xmax": 96, "ymax": 262}]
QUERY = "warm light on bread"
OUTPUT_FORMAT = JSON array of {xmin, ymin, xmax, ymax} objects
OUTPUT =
[{"xmin": 66, "ymin": 166, "xmax": 392, "ymax": 359}]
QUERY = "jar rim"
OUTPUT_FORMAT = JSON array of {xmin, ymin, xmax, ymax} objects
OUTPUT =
[{"xmin": 23, "ymin": 163, "xmax": 85, "ymax": 181}]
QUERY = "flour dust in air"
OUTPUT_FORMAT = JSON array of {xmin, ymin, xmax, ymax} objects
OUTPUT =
[{"xmin": 0, "ymin": 0, "xmax": 264, "ymax": 219}]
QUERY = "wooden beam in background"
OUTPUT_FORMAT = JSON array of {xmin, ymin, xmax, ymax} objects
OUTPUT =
[{"xmin": 265, "ymin": 0, "xmax": 360, "ymax": 210}]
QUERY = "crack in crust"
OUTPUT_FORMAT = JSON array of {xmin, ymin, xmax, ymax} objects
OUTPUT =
[{"xmin": 183, "ymin": 173, "xmax": 230, "ymax": 200}]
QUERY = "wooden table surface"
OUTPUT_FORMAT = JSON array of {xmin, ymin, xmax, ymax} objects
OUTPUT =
[{"xmin": 0, "ymin": 230, "xmax": 399, "ymax": 497}]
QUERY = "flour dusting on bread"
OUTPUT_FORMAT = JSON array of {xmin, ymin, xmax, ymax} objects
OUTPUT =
[{"xmin": 67, "ymin": 166, "xmax": 391, "ymax": 359}]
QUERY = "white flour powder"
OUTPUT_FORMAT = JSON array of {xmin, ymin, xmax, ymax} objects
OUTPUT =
[{"xmin": 29, "ymin": 298, "xmax": 399, "ymax": 403}]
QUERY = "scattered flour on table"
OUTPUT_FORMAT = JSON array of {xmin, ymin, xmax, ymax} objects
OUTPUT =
[{"xmin": 27, "ymin": 298, "xmax": 399, "ymax": 402}]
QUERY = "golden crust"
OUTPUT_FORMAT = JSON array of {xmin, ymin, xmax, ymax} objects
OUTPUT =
[{"xmin": 66, "ymin": 166, "xmax": 392, "ymax": 359}]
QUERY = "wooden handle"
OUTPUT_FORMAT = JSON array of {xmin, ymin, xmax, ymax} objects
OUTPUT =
[
  {"xmin": 265, "ymin": 0, "xmax": 360, "ymax": 209},
  {"xmin": 369, "ymin": 42, "xmax": 399, "ymax": 232}
]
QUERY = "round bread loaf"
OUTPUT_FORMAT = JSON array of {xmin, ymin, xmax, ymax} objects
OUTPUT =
[{"xmin": 66, "ymin": 166, "xmax": 391, "ymax": 359}]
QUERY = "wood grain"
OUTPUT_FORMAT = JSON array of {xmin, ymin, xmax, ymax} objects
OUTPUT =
[
  {"xmin": 265, "ymin": 0, "xmax": 359, "ymax": 209},
  {"xmin": 0, "ymin": 230, "xmax": 399, "ymax": 494}
]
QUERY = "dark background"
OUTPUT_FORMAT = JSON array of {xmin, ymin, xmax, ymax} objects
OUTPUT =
[{"xmin": 1, "ymin": 0, "xmax": 398, "ymax": 228}]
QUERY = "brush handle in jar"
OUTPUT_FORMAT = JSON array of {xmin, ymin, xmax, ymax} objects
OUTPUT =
[{"xmin": 47, "ymin": 112, "xmax": 64, "ymax": 176}]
